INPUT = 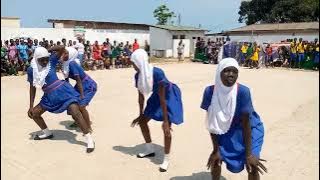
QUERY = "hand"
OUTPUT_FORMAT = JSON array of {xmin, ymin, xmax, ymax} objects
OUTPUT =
[
  {"xmin": 27, "ymin": 108, "xmax": 33, "ymax": 119},
  {"xmin": 131, "ymin": 116, "xmax": 142, "ymax": 127},
  {"xmin": 207, "ymin": 151, "xmax": 222, "ymax": 170},
  {"xmin": 162, "ymin": 121, "xmax": 171, "ymax": 137},
  {"xmin": 246, "ymin": 154, "xmax": 268, "ymax": 175}
]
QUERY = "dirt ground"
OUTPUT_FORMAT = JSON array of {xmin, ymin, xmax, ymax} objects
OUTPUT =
[{"xmin": 1, "ymin": 62, "xmax": 319, "ymax": 180}]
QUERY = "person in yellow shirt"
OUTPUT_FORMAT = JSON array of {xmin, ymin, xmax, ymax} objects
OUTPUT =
[
  {"xmin": 240, "ymin": 42, "xmax": 248, "ymax": 65},
  {"xmin": 296, "ymin": 38, "xmax": 305, "ymax": 68},
  {"xmin": 250, "ymin": 43, "xmax": 260, "ymax": 69},
  {"xmin": 290, "ymin": 38, "xmax": 297, "ymax": 68}
]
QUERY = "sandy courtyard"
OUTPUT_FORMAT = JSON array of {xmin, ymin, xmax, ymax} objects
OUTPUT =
[{"xmin": 1, "ymin": 62, "xmax": 319, "ymax": 180}]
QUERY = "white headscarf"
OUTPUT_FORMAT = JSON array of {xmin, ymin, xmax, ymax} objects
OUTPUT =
[
  {"xmin": 130, "ymin": 49, "xmax": 154, "ymax": 96},
  {"xmin": 30, "ymin": 47, "xmax": 51, "ymax": 88},
  {"xmin": 206, "ymin": 58, "xmax": 239, "ymax": 135},
  {"xmin": 62, "ymin": 47, "xmax": 81, "ymax": 78}
]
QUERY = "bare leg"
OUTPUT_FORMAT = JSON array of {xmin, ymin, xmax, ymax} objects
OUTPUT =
[
  {"xmin": 139, "ymin": 116, "xmax": 151, "ymax": 143},
  {"xmin": 211, "ymin": 165, "xmax": 222, "ymax": 180},
  {"xmin": 164, "ymin": 123, "xmax": 172, "ymax": 154},
  {"xmin": 79, "ymin": 106, "xmax": 92, "ymax": 132},
  {"xmin": 68, "ymin": 103, "xmax": 90, "ymax": 134},
  {"xmin": 31, "ymin": 104, "xmax": 47, "ymax": 130},
  {"xmin": 248, "ymin": 167, "xmax": 260, "ymax": 180}
]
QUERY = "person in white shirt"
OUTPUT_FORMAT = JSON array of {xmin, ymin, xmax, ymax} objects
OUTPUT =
[{"xmin": 74, "ymin": 38, "xmax": 85, "ymax": 64}]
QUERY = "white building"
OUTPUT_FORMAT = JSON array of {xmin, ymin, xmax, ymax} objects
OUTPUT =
[
  {"xmin": 150, "ymin": 25, "xmax": 206, "ymax": 58},
  {"xmin": 222, "ymin": 22, "xmax": 319, "ymax": 43},
  {"xmin": 1, "ymin": 17, "xmax": 20, "ymax": 28}
]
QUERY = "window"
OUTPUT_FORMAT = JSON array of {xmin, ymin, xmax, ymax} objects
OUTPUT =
[
  {"xmin": 172, "ymin": 35, "xmax": 178, "ymax": 39},
  {"xmin": 180, "ymin": 35, "xmax": 186, "ymax": 39}
]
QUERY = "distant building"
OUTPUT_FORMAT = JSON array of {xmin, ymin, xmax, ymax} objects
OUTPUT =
[
  {"xmin": 47, "ymin": 19, "xmax": 150, "ymax": 31},
  {"xmin": 220, "ymin": 22, "xmax": 319, "ymax": 43},
  {"xmin": 1, "ymin": 17, "xmax": 20, "ymax": 28},
  {"xmin": 150, "ymin": 25, "xmax": 206, "ymax": 58}
]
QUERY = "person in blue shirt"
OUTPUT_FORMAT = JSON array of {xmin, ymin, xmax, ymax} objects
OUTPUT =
[
  {"xmin": 130, "ymin": 49, "xmax": 183, "ymax": 172},
  {"xmin": 17, "ymin": 39, "xmax": 29, "ymax": 74},
  {"xmin": 27, "ymin": 46, "xmax": 95, "ymax": 153},
  {"xmin": 60, "ymin": 47, "xmax": 97, "ymax": 130},
  {"xmin": 201, "ymin": 58, "xmax": 267, "ymax": 180}
]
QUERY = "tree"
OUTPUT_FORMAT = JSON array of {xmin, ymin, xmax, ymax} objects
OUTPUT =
[
  {"xmin": 238, "ymin": 0, "xmax": 319, "ymax": 25},
  {"xmin": 153, "ymin": 4, "xmax": 175, "ymax": 25}
]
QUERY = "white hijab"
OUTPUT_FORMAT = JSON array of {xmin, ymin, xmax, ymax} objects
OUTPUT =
[
  {"xmin": 130, "ymin": 49, "xmax": 154, "ymax": 96},
  {"xmin": 62, "ymin": 47, "xmax": 81, "ymax": 78},
  {"xmin": 206, "ymin": 58, "xmax": 239, "ymax": 135},
  {"xmin": 30, "ymin": 47, "xmax": 51, "ymax": 88}
]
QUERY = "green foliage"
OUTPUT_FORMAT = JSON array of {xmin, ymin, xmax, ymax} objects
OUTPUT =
[
  {"xmin": 238, "ymin": 0, "xmax": 319, "ymax": 25},
  {"xmin": 153, "ymin": 4, "xmax": 176, "ymax": 25}
]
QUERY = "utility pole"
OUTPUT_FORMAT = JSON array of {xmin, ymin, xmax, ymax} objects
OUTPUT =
[{"xmin": 178, "ymin": 13, "xmax": 181, "ymax": 26}]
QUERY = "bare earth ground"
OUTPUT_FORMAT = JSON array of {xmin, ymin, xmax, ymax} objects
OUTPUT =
[{"xmin": 1, "ymin": 62, "xmax": 319, "ymax": 180}]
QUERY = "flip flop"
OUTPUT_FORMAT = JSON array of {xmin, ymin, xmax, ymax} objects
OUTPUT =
[{"xmin": 34, "ymin": 134, "xmax": 54, "ymax": 140}]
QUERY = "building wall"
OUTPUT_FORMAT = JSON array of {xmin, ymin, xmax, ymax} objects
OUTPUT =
[
  {"xmin": 150, "ymin": 27, "xmax": 205, "ymax": 58},
  {"xmin": 1, "ymin": 27, "xmax": 149, "ymax": 45},
  {"xmin": 228, "ymin": 31, "xmax": 319, "ymax": 43},
  {"xmin": 1, "ymin": 18, "xmax": 20, "ymax": 28}
]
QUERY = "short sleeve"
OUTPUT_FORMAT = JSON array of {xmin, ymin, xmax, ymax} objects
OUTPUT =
[
  {"xmin": 239, "ymin": 86, "xmax": 254, "ymax": 114},
  {"xmin": 27, "ymin": 67, "xmax": 33, "ymax": 83},
  {"xmin": 69, "ymin": 61, "xmax": 80, "ymax": 77},
  {"xmin": 200, "ymin": 86, "xmax": 213, "ymax": 111}
]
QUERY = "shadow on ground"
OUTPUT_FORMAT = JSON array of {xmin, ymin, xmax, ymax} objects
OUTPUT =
[
  {"xmin": 113, "ymin": 144, "xmax": 164, "ymax": 165},
  {"xmin": 29, "ymin": 129, "xmax": 86, "ymax": 147},
  {"xmin": 170, "ymin": 172, "xmax": 226, "ymax": 180},
  {"xmin": 59, "ymin": 120, "xmax": 82, "ymax": 132}
]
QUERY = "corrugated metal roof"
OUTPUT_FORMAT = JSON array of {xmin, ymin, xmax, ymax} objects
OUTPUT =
[
  {"xmin": 1, "ymin": 16, "xmax": 20, "ymax": 20},
  {"xmin": 47, "ymin": 19, "xmax": 150, "ymax": 27},
  {"xmin": 227, "ymin": 22, "xmax": 319, "ymax": 32},
  {"xmin": 152, "ymin": 25, "xmax": 206, "ymax": 31}
]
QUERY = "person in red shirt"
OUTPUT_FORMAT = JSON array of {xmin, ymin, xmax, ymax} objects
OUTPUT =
[{"xmin": 132, "ymin": 39, "xmax": 140, "ymax": 52}]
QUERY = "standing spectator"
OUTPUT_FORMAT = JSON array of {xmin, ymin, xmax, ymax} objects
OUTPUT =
[
  {"xmin": 314, "ymin": 42, "xmax": 319, "ymax": 70},
  {"xmin": 57, "ymin": 41, "xmax": 61, "ymax": 46},
  {"xmin": 62, "ymin": 38, "xmax": 67, "ymax": 46},
  {"xmin": 68, "ymin": 40, "xmax": 73, "ymax": 47},
  {"xmin": 17, "ymin": 39, "xmax": 29, "ymax": 74},
  {"xmin": 102, "ymin": 42, "xmax": 111, "ymax": 69},
  {"xmin": 33, "ymin": 39, "xmax": 40, "ymax": 52},
  {"xmin": 92, "ymin": 41, "xmax": 102, "ymax": 60},
  {"xmin": 144, "ymin": 40, "xmax": 150, "ymax": 56},
  {"xmin": 133, "ymin": 39, "xmax": 139, "ymax": 52},
  {"xmin": 84, "ymin": 40, "xmax": 92, "ymax": 60},
  {"xmin": 72, "ymin": 41, "xmax": 77, "ymax": 48},
  {"xmin": 49, "ymin": 40, "xmax": 54, "ymax": 48},
  {"xmin": 240, "ymin": 42, "xmax": 248, "ymax": 65},
  {"xmin": 265, "ymin": 44, "xmax": 273, "ymax": 68},
  {"xmin": 290, "ymin": 38, "xmax": 297, "ymax": 68},
  {"xmin": 297, "ymin": 38, "xmax": 305, "ymax": 69},
  {"xmin": 250, "ymin": 43, "xmax": 260, "ymax": 69},
  {"xmin": 74, "ymin": 38, "xmax": 85, "ymax": 64},
  {"xmin": 177, "ymin": 40, "xmax": 185, "ymax": 61}
]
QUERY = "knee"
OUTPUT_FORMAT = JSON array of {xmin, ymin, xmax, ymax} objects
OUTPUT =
[
  {"xmin": 32, "ymin": 109, "xmax": 41, "ymax": 118},
  {"xmin": 69, "ymin": 104, "xmax": 81, "ymax": 117}
]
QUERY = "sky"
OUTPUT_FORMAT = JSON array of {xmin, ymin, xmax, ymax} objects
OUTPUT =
[{"xmin": 1, "ymin": 0, "xmax": 245, "ymax": 33}]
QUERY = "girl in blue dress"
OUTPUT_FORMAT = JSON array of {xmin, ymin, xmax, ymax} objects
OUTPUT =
[
  {"xmin": 61, "ymin": 47, "xmax": 97, "ymax": 130},
  {"xmin": 201, "ymin": 58, "xmax": 267, "ymax": 180},
  {"xmin": 27, "ymin": 47, "xmax": 95, "ymax": 153},
  {"xmin": 130, "ymin": 49, "xmax": 183, "ymax": 172}
]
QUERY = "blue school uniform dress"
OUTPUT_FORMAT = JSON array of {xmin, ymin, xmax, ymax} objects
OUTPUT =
[
  {"xmin": 201, "ymin": 84, "xmax": 264, "ymax": 173},
  {"xmin": 67, "ymin": 61, "xmax": 97, "ymax": 106},
  {"xmin": 135, "ymin": 67, "xmax": 183, "ymax": 125},
  {"xmin": 27, "ymin": 53, "xmax": 80, "ymax": 113}
]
